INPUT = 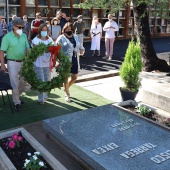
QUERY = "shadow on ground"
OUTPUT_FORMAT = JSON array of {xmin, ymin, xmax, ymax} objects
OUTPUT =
[{"xmin": 0, "ymin": 85, "xmax": 112, "ymax": 131}]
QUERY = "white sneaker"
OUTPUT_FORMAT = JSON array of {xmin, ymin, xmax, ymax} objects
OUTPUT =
[
  {"xmin": 65, "ymin": 95, "xmax": 71, "ymax": 102},
  {"xmin": 108, "ymin": 56, "xmax": 112, "ymax": 61}
]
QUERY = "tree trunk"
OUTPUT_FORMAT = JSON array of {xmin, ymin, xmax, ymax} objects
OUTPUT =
[{"xmin": 133, "ymin": 3, "xmax": 170, "ymax": 72}]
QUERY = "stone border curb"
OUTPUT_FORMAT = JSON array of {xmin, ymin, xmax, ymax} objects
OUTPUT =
[
  {"xmin": 113, "ymin": 101, "xmax": 170, "ymax": 130},
  {"xmin": 76, "ymin": 70, "xmax": 119, "ymax": 83},
  {"xmin": 0, "ymin": 127, "xmax": 67, "ymax": 170}
]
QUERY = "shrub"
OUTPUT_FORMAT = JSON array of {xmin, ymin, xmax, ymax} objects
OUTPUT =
[
  {"xmin": 120, "ymin": 38, "xmax": 142, "ymax": 92},
  {"xmin": 136, "ymin": 103, "xmax": 151, "ymax": 116}
]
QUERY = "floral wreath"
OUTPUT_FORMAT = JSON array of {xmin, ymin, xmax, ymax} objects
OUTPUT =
[{"xmin": 21, "ymin": 43, "xmax": 71, "ymax": 93}]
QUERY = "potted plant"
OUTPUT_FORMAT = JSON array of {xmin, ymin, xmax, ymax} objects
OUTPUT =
[{"xmin": 119, "ymin": 38, "xmax": 142, "ymax": 101}]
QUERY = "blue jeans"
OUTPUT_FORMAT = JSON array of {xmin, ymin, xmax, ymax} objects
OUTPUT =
[{"xmin": 34, "ymin": 66, "xmax": 51, "ymax": 102}]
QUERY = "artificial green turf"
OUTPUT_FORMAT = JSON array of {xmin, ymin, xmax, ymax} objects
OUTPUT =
[{"xmin": 0, "ymin": 85, "xmax": 112, "ymax": 131}]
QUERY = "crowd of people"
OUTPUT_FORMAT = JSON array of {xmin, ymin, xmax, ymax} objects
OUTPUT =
[{"xmin": 0, "ymin": 11, "xmax": 119, "ymax": 111}]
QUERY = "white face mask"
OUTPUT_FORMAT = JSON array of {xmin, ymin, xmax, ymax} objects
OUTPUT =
[
  {"xmin": 16, "ymin": 29, "xmax": 22, "ymax": 36},
  {"xmin": 23, "ymin": 19, "xmax": 27, "ymax": 22},
  {"xmin": 109, "ymin": 19, "xmax": 112, "ymax": 22},
  {"xmin": 94, "ymin": 19, "xmax": 98, "ymax": 22},
  {"xmin": 54, "ymin": 21, "xmax": 58, "ymax": 25},
  {"xmin": 78, "ymin": 18, "xmax": 82, "ymax": 22}
]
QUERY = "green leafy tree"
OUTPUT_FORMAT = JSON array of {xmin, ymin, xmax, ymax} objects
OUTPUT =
[{"xmin": 74, "ymin": 0, "xmax": 170, "ymax": 72}]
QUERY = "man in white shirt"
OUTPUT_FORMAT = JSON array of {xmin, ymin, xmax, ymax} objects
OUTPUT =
[{"xmin": 103, "ymin": 14, "xmax": 119, "ymax": 61}]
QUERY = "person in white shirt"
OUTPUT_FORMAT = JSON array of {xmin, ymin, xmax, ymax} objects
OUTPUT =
[
  {"xmin": 103, "ymin": 14, "xmax": 119, "ymax": 61},
  {"xmin": 32, "ymin": 23, "xmax": 53, "ymax": 104},
  {"xmin": 90, "ymin": 16, "xmax": 102, "ymax": 57}
]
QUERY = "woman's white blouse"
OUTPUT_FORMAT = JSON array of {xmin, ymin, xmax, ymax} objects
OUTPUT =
[{"xmin": 32, "ymin": 37, "xmax": 53, "ymax": 67}]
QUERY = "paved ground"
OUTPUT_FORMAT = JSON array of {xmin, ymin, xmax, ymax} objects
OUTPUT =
[
  {"xmin": 76, "ymin": 71, "xmax": 170, "ymax": 104},
  {"xmin": 79, "ymin": 37, "xmax": 170, "ymax": 76}
]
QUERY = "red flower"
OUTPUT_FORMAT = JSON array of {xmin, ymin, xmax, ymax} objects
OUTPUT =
[
  {"xmin": 18, "ymin": 136, "xmax": 23, "ymax": 141},
  {"xmin": 12, "ymin": 133, "xmax": 18, "ymax": 141}
]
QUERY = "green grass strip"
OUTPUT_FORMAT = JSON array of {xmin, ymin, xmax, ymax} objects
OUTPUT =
[{"xmin": 0, "ymin": 85, "xmax": 112, "ymax": 131}]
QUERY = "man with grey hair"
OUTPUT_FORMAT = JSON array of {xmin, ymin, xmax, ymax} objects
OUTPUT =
[{"xmin": 0, "ymin": 18, "xmax": 30, "ymax": 111}]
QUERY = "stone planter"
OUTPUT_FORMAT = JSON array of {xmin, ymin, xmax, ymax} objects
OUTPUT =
[
  {"xmin": 113, "ymin": 100, "xmax": 170, "ymax": 129},
  {"xmin": 0, "ymin": 127, "xmax": 67, "ymax": 170}
]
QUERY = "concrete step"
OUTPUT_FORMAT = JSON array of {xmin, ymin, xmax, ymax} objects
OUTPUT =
[{"xmin": 140, "ymin": 72, "xmax": 170, "ymax": 113}]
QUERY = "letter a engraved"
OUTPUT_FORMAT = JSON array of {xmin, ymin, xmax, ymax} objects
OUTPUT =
[{"xmin": 92, "ymin": 149, "xmax": 101, "ymax": 155}]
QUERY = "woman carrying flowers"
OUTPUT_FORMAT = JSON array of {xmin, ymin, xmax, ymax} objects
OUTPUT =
[{"xmin": 32, "ymin": 23, "xmax": 53, "ymax": 104}]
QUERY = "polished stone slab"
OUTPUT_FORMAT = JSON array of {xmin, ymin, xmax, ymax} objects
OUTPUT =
[{"xmin": 43, "ymin": 105, "xmax": 170, "ymax": 170}]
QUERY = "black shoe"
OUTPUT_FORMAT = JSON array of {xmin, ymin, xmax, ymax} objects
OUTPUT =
[
  {"xmin": 80, "ymin": 55, "xmax": 85, "ymax": 58},
  {"xmin": 92, "ymin": 54, "xmax": 95, "ymax": 57},
  {"xmin": 14, "ymin": 104, "xmax": 21, "ymax": 111},
  {"xmin": 166, "ymin": 73, "xmax": 170, "ymax": 76},
  {"xmin": 21, "ymin": 100, "xmax": 25, "ymax": 104}
]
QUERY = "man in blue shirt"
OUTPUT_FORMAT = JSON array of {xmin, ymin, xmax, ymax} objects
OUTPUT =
[
  {"xmin": 56, "ymin": 11, "xmax": 70, "ymax": 30},
  {"xmin": 7, "ymin": 15, "xmax": 17, "ymax": 32},
  {"xmin": 0, "ymin": 16, "xmax": 6, "ymax": 47}
]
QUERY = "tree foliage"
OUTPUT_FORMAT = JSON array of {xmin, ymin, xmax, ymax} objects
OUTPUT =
[
  {"xmin": 74, "ymin": 0, "xmax": 169, "ymax": 19},
  {"xmin": 74, "ymin": 0, "xmax": 126, "ymax": 13}
]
